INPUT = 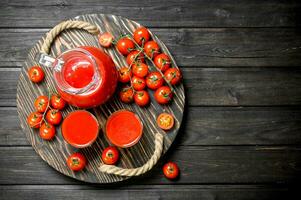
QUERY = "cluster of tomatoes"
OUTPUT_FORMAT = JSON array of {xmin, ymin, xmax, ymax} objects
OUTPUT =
[
  {"xmin": 27, "ymin": 94, "xmax": 66, "ymax": 140},
  {"xmin": 99, "ymin": 27, "xmax": 182, "ymax": 107}
]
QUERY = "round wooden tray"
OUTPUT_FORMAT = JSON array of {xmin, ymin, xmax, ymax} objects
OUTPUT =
[{"xmin": 17, "ymin": 14, "xmax": 185, "ymax": 183}]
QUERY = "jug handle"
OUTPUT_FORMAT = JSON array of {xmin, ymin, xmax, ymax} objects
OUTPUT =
[{"xmin": 38, "ymin": 20, "xmax": 100, "ymax": 68}]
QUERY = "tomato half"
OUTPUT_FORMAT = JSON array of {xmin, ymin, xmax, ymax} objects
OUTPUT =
[
  {"xmin": 146, "ymin": 71, "xmax": 164, "ymax": 90},
  {"xmin": 116, "ymin": 37, "xmax": 135, "ymax": 55},
  {"xmin": 133, "ymin": 27, "xmax": 151, "ymax": 46},
  {"xmin": 144, "ymin": 41, "xmax": 160, "ymax": 58},
  {"xmin": 27, "ymin": 112, "xmax": 43, "ymax": 128},
  {"xmin": 46, "ymin": 109, "xmax": 62, "ymax": 125},
  {"xmin": 39, "ymin": 122, "xmax": 56, "ymax": 140},
  {"xmin": 157, "ymin": 113, "xmax": 174, "ymax": 130},
  {"xmin": 67, "ymin": 152, "xmax": 87, "ymax": 171},
  {"xmin": 118, "ymin": 67, "xmax": 132, "ymax": 83},
  {"xmin": 34, "ymin": 95, "xmax": 49, "ymax": 113},
  {"xmin": 154, "ymin": 53, "xmax": 171, "ymax": 72},
  {"xmin": 50, "ymin": 94, "xmax": 66, "ymax": 110},
  {"xmin": 154, "ymin": 86, "xmax": 173, "ymax": 104},
  {"xmin": 101, "ymin": 146, "xmax": 119, "ymax": 165},
  {"xmin": 164, "ymin": 68, "xmax": 182, "ymax": 85},
  {"xmin": 163, "ymin": 162, "xmax": 179, "ymax": 179},
  {"xmin": 98, "ymin": 32, "xmax": 114, "ymax": 47},
  {"xmin": 28, "ymin": 66, "xmax": 45, "ymax": 83},
  {"xmin": 134, "ymin": 90, "xmax": 150, "ymax": 107}
]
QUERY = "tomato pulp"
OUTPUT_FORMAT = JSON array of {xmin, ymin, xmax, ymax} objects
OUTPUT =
[
  {"xmin": 62, "ymin": 110, "xmax": 99, "ymax": 148},
  {"xmin": 55, "ymin": 46, "xmax": 118, "ymax": 108},
  {"xmin": 106, "ymin": 110, "xmax": 143, "ymax": 148}
]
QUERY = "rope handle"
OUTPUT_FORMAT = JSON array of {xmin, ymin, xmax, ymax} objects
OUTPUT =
[
  {"xmin": 40, "ymin": 20, "xmax": 100, "ymax": 54},
  {"xmin": 99, "ymin": 133, "xmax": 164, "ymax": 176}
]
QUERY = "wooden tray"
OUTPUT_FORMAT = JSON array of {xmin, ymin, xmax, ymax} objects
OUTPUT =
[{"xmin": 16, "ymin": 14, "xmax": 185, "ymax": 183}]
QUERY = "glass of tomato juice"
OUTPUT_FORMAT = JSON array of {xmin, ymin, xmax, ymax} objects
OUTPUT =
[{"xmin": 39, "ymin": 46, "xmax": 118, "ymax": 108}]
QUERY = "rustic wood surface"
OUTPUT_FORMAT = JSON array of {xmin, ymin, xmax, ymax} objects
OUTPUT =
[{"xmin": 1, "ymin": 0, "xmax": 301, "ymax": 199}]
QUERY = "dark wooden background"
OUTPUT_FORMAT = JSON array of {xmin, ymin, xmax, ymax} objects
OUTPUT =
[{"xmin": 1, "ymin": 0, "xmax": 301, "ymax": 199}]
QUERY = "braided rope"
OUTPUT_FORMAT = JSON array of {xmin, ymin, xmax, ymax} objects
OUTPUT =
[
  {"xmin": 99, "ymin": 133, "xmax": 164, "ymax": 176},
  {"xmin": 40, "ymin": 20, "xmax": 99, "ymax": 54}
]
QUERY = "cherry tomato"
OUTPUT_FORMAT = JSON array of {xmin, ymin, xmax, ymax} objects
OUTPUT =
[
  {"xmin": 98, "ymin": 32, "xmax": 114, "ymax": 47},
  {"xmin": 126, "ymin": 50, "xmax": 145, "ymax": 65},
  {"xmin": 34, "ymin": 95, "xmax": 49, "ymax": 113},
  {"xmin": 134, "ymin": 90, "xmax": 150, "ymax": 107},
  {"xmin": 28, "ymin": 66, "xmax": 45, "ymax": 83},
  {"xmin": 27, "ymin": 112, "xmax": 43, "ymax": 128},
  {"xmin": 46, "ymin": 109, "xmax": 62, "ymax": 125},
  {"xmin": 116, "ymin": 37, "xmax": 135, "ymax": 55},
  {"xmin": 101, "ymin": 146, "xmax": 119, "ymax": 165},
  {"xmin": 133, "ymin": 27, "xmax": 151, "ymax": 46},
  {"xmin": 119, "ymin": 87, "xmax": 134, "ymax": 103},
  {"xmin": 131, "ymin": 76, "xmax": 146, "ymax": 91},
  {"xmin": 154, "ymin": 86, "xmax": 173, "ymax": 104},
  {"xmin": 118, "ymin": 67, "xmax": 132, "ymax": 83},
  {"xmin": 144, "ymin": 41, "xmax": 160, "ymax": 58},
  {"xmin": 39, "ymin": 122, "xmax": 56, "ymax": 140},
  {"xmin": 67, "ymin": 153, "xmax": 87, "ymax": 171},
  {"xmin": 146, "ymin": 71, "xmax": 164, "ymax": 90},
  {"xmin": 154, "ymin": 53, "xmax": 171, "ymax": 72},
  {"xmin": 163, "ymin": 162, "xmax": 179, "ymax": 179},
  {"xmin": 132, "ymin": 63, "xmax": 148, "ymax": 78},
  {"xmin": 164, "ymin": 68, "xmax": 182, "ymax": 85},
  {"xmin": 50, "ymin": 94, "xmax": 66, "ymax": 110},
  {"xmin": 157, "ymin": 113, "xmax": 174, "ymax": 130}
]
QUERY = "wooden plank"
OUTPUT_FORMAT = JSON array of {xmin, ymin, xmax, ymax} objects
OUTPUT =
[
  {"xmin": 0, "ymin": 146, "xmax": 300, "ymax": 184},
  {"xmin": 1, "ymin": 67, "xmax": 301, "ymax": 107},
  {"xmin": 0, "ymin": 185, "xmax": 289, "ymax": 200},
  {"xmin": 2, "ymin": 106, "xmax": 301, "ymax": 146},
  {"xmin": 1, "ymin": 28, "xmax": 301, "ymax": 68},
  {"xmin": 0, "ymin": 0, "xmax": 300, "ymax": 28}
]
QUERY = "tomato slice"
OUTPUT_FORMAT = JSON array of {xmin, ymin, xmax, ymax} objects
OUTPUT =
[
  {"xmin": 157, "ymin": 113, "xmax": 174, "ymax": 130},
  {"xmin": 98, "ymin": 32, "xmax": 114, "ymax": 47}
]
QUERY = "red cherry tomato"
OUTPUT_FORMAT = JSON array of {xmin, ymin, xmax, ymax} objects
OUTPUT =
[
  {"xmin": 132, "ymin": 63, "xmax": 149, "ymax": 78},
  {"xmin": 50, "ymin": 94, "xmax": 66, "ymax": 110},
  {"xmin": 146, "ymin": 71, "xmax": 164, "ymax": 90},
  {"xmin": 46, "ymin": 109, "xmax": 62, "ymax": 125},
  {"xmin": 157, "ymin": 113, "xmax": 174, "ymax": 130},
  {"xmin": 131, "ymin": 76, "xmax": 146, "ymax": 91},
  {"xmin": 154, "ymin": 53, "xmax": 171, "ymax": 72},
  {"xmin": 67, "ymin": 153, "xmax": 87, "ymax": 171},
  {"xmin": 126, "ymin": 50, "xmax": 145, "ymax": 66},
  {"xmin": 164, "ymin": 68, "xmax": 182, "ymax": 85},
  {"xmin": 144, "ymin": 41, "xmax": 160, "ymax": 58},
  {"xmin": 163, "ymin": 162, "xmax": 179, "ymax": 179},
  {"xmin": 133, "ymin": 27, "xmax": 151, "ymax": 46},
  {"xmin": 101, "ymin": 146, "xmax": 119, "ymax": 165},
  {"xmin": 154, "ymin": 86, "xmax": 173, "ymax": 104},
  {"xmin": 27, "ymin": 112, "xmax": 43, "ymax": 128},
  {"xmin": 134, "ymin": 90, "xmax": 150, "ymax": 107},
  {"xmin": 39, "ymin": 122, "xmax": 56, "ymax": 140},
  {"xmin": 116, "ymin": 37, "xmax": 135, "ymax": 55},
  {"xmin": 119, "ymin": 87, "xmax": 134, "ymax": 103},
  {"xmin": 118, "ymin": 67, "xmax": 132, "ymax": 83},
  {"xmin": 34, "ymin": 95, "xmax": 49, "ymax": 113},
  {"xmin": 28, "ymin": 66, "xmax": 45, "ymax": 83},
  {"xmin": 98, "ymin": 32, "xmax": 114, "ymax": 47}
]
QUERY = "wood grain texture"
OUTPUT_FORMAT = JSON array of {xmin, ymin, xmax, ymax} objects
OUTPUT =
[
  {"xmin": 2, "ymin": 106, "xmax": 301, "ymax": 146},
  {"xmin": 1, "ymin": 146, "xmax": 301, "ymax": 184},
  {"xmin": 0, "ymin": 0, "xmax": 300, "ymax": 28},
  {"xmin": 2, "ymin": 28, "xmax": 301, "ymax": 68},
  {"xmin": 0, "ymin": 185, "xmax": 290, "ymax": 200},
  {"xmin": 3, "ymin": 68, "xmax": 301, "ymax": 107},
  {"xmin": 16, "ymin": 14, "xmax": 185, "ymax": 183}
]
